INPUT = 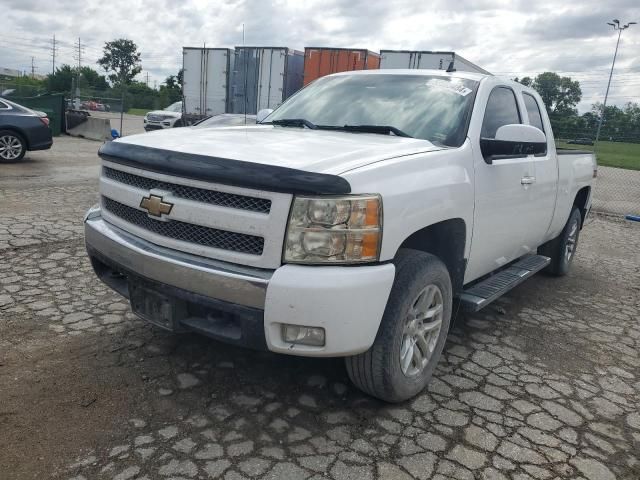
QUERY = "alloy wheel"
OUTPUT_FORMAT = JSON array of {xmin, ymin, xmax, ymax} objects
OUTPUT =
[
  {"xmin": 400, "ymin": 284, "xmax": 444, "ymax": 377},
  {"xmin": 0, "ymin": 135, "xmax": 23, "ymax": 160}
]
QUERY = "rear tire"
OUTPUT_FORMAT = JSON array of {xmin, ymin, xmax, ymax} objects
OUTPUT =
[
  {"xmin": 539, "ymin": 207, "xmax": 582, "ymax": 276},
  {"xmin": 345, "ymin": 249, "xmax": 452, "ymax": 403},
  {"xmin": 0, "ymin": 130, "xmax": 26, "ymax": 161}
]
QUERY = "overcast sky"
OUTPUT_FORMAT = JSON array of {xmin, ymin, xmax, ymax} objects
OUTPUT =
[{"xmin": 2, "ymin": 0, "xmax": 639, "ymax": 112}]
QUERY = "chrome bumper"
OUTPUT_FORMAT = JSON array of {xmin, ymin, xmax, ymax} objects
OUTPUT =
[{"xmin": 84, "ymin": 212, "xmax": 272, "ymax": 309}]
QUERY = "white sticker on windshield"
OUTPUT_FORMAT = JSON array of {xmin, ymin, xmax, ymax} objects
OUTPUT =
[{"xmin": 426, "ymin": 79, "xmax": 472, "ymax": 97}]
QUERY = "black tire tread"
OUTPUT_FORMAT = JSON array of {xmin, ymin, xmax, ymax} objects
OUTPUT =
[
  {"xmin": 539, "ymin": 207, "xmax": 581, "ymax": 276},
  {"xmin": 345, "ymin": 249, "xmax": 452, "ymax": 402}
]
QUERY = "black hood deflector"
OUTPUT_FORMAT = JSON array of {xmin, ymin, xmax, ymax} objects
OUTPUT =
[{"xmin": 99, "ymin": 141, "xmax": 351, "ymax": 195}]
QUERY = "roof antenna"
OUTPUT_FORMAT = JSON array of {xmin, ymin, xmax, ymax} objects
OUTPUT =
[{"xmin": 446, "ymin": 60, "xmax": 456, "ymax": 73}]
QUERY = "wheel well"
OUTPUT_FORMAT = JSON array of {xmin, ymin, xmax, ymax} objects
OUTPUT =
[
  {"xmin": 0, "ymin": 127, "xmax": 29, "ymax": 149},
  {"xmin": 398, "ymin": 219, "xmax": 466, "ymax": 293},
  {"xmin": 573, "ymin": 187, "xmax": 590, "ymax": 227}
]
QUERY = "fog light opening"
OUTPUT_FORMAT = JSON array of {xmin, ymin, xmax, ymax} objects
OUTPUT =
[{"xmin": 281, "ymin": 324, "xmax": 326, "ymax": 347}]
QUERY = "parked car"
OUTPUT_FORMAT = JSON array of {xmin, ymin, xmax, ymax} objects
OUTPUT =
[
  {"xmin": 85, "ymin": 70, "xmax": 596, "ymax": 402},
  {"xmin": 567, "ymin": 137, "xmax": 594, "ymax": 146},
  {"xmin": 0, "ymin": 98, "xmax": 52, "ymax": 161},
  {"xmin": 143, "ymin": 101, "xmax": 183, "ymax": 131},
  {"xmin": 192, "ymin": 113, "xmax": 257, "ymax": 128}
]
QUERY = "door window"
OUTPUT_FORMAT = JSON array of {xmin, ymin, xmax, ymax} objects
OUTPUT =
[
  {"xmin": 481, "ymin": 87, "xmax": 521, "ymax": 139},
  {"xmin": 522, "ymin": 93, "xmax": 545, "ymax": 133}
]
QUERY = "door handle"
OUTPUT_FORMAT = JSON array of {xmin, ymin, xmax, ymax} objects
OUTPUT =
[{"xmin": 521, "ymin": 176, "xmax": 536, "ymax": 185}]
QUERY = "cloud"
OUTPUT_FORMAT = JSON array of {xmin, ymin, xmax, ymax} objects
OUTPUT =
[{"xmin": 1, "ymin": 0, "xmax": 638, "ymax": 111}]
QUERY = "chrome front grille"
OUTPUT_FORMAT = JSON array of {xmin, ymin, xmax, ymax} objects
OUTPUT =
[
  {"xmin": 102, "ymin": 197, "xmax": 264, "ymax": 255},
  {"xmin": 103, "ymin": 167, "xmax": 271, "ymax": 213},
  {"xmin": 99, "ymin": 160, "xmax": 293, "ymax": 269}
]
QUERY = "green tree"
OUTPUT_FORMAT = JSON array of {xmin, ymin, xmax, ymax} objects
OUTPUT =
[
  {"xmin": 97, "ymin": 39, "xmax": 142, "ymax": 86},
  {"xmin": 517, "ymin": 72, "xmax": 582, "ymax": 115},
  {"xmin": 158, "ymin": 69, "xmax": 183, "ymax": 106},
  {"xmin": 79, "ymin": 66, "xmax": 109, "ymax": 90},
  {"xmin": 46, "ymin": 65, "xmax": 109, "ymax": 93},
  {"xmin": 513, "ymin": 76, "xmax": 533, "ymax": 87},
  {"xmin": 46, "ymin": 65, "xmax": 75, "ymax": 92},
  {"xmin": 177, "ymin": 68, "xmax": 184, "ymax": 89}
]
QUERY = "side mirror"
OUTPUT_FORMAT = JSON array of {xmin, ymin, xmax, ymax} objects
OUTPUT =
[
  {"xmin": 481, "ymin": 124, "xmax": 547, "ymax": 164},
  {"xmin": 256, "ymin": 109, "xmax": 273, "ymax": 123}
]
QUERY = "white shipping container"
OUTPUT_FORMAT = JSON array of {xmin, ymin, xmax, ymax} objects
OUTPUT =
[
  {"xmin": 379, "ymin": 50, "xmax": 490, "ymax": 75},
  {"xmin": 182, "ymin": 47, "xmax": 231, "ymax": 119},
  {"xmin": 230, "ymin": 47, "xmax": 304, "ymax": 115}
]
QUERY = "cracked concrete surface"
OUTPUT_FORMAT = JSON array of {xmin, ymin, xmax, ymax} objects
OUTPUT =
[{"xmin": 1, "ymin": 137, "xmax": 639, "ymax": 480}]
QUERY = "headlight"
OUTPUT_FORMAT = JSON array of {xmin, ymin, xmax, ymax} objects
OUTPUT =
[{"xmin": 284, "ymin": 195, "xmax": 382, "ymax": 264}]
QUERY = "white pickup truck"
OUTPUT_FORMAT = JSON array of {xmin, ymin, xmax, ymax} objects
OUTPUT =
[{"xmin": 85, "ymin": 70, "xmax": 596, "ymax": 402}]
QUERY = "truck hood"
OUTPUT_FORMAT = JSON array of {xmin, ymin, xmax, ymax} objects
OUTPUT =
[{"xmin": 117, "ymin": 125, "xmax": 443, "ymax": 175}]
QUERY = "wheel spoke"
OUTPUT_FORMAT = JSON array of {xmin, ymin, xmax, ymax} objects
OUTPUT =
[
  {"xmin": 418, "ymin": 318, "xmax": 442, "ymax": 335},
  {"xmin": 400, "ymin": 338, "xmax": 414, "ymax": 374},
  {"xmin": 415, "ymin": 332, "xmax": 432, "ymax": 356},
  {"xmin": 413, "ymin": 286, "xmax": 435, "ymax": 316},
  {"xmin": 411, "ymin": 342, "xmax": 424, "ymax": 368}
]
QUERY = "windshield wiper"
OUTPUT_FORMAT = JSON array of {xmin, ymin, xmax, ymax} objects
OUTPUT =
[
  {"xmin": 317, "ymin": 124, "xmax": 412, "ymax": 138},
  {"xmin": 270, "ymin": 118, "xmax": 318, "ymax": 129}
]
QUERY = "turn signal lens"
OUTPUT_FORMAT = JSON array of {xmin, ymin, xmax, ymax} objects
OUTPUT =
[{"xmin": 284, "ymin": 195, "xmax": 382, "ymax": 264}]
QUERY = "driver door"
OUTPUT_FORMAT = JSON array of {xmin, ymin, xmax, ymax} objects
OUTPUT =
[{"xmin": 466, "ymin": 86, "xmax": 537, "ymax": 282}]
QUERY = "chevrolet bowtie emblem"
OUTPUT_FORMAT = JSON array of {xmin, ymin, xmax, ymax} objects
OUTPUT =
[{"xmin": 140, "ymin": 194, "xmax": 173, "ymax": 217}]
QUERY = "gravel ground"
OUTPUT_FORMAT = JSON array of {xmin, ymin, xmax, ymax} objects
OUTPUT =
[{"xmin": 1, "ymin": 136, "xmax": 639, "ymax": 480}]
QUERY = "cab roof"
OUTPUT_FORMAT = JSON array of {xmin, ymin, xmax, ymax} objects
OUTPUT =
[{"xmin": 330, "ymin": 68, "xmax": 490, "ymax": 82}]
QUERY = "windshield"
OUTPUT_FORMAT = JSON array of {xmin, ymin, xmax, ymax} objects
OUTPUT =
[
  {"xmin": 164, "ymin": 101, "xmax": 182, "ymax": 112},
  {"xmin": 267, "ymin": 74, "xmax": 478, "ymax": 147}
]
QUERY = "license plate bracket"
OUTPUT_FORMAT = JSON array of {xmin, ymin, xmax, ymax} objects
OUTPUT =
[{"xmin": 129, "ymin": 283, "xmax": 181, "ymax": 331}]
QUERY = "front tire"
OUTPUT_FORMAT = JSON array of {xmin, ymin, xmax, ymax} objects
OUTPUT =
[
  {"xmin": 0, "ymin": 130, "xmax": 26, "ymax": 161},
  {"xmin": 345, "ymin": 249, "xmax": 452, "ymax": 403},
  {"xmin": 539, "ymin": 207, "xmax": 582, "ymax": 276}
]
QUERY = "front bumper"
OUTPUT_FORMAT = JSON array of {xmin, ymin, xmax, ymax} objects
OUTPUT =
[{"xmin": 85, "ymin": 211, "xmax": 395, "ymax": 357}]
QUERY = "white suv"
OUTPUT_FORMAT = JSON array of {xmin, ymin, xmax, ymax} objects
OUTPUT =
[{"xmin": 143, "ymin": 101, "xmax": 182, "ymax": 131}]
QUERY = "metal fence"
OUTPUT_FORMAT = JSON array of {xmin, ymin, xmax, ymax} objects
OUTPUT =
[
  {"xmin": 591, "ymin": 165, "xmax": 640, "ymax": 215},
  {"xmin": 553, "ymin": 127, "xmax": 640, "ymax": 216}
]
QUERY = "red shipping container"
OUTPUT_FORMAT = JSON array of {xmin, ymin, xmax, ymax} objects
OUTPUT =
[{"xmin": 303, "ymin": 48, "xmax": 380, "ymax": 86}]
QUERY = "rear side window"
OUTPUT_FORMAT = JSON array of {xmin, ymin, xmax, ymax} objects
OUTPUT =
[
  {"xmin": 481, "ymin": 87, "xmax": 521, "ymax": 139},
  {"xmin": 0, "ymin": 101, "xmax": 9, "ymax": 109},
  {"xmin": 523, "ymin": 93, "xmax": 545, "ymax": 133}
]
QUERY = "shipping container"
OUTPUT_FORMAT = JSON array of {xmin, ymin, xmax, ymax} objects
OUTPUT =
[
  {"xmin": 379, "ymin": 50, "xmax": 490, "ymax": 75},
  {"xmin": 303, "ymin": 48, "xmax": 381, "ymax": 86},
  {"xmin": 182, "ymin": 47, "xmax": 232, "ymax": 123},
  {"xmin": 229, "ymin": 47, "xmax": 304, "ymax": 115}
]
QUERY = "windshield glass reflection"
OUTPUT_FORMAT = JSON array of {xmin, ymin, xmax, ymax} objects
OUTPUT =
[{"xmin": 268, "ymin": 74, "xmax": 478, "ymax": 146}]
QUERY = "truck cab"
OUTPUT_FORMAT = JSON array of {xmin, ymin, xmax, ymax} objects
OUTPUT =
[{"xmin": 85, "ymin": 70, "xmax": 595, "ymax": 402}]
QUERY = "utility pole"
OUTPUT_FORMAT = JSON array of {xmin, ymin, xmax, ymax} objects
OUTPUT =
[
  {"xmin": 77, "ymin": 37, "xmax": 82, "ymax": 70},
  {"xmin": 50, "ymin": 34, "xmax": 58, "ymax": 74},
  {"xmin": 72, "ymin": 38, "xmax": 84, "ymax": 109},
  {"xmin": 145, "ymin": 71, "xmax": 150, "ymax": 87},
  {"xmin": 595, "ymin": 19, "xmax": 637, "ymax": 145},
  {"xmin": 31, "ymin": 57, "xmax": 36, "ymax": 78}
]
